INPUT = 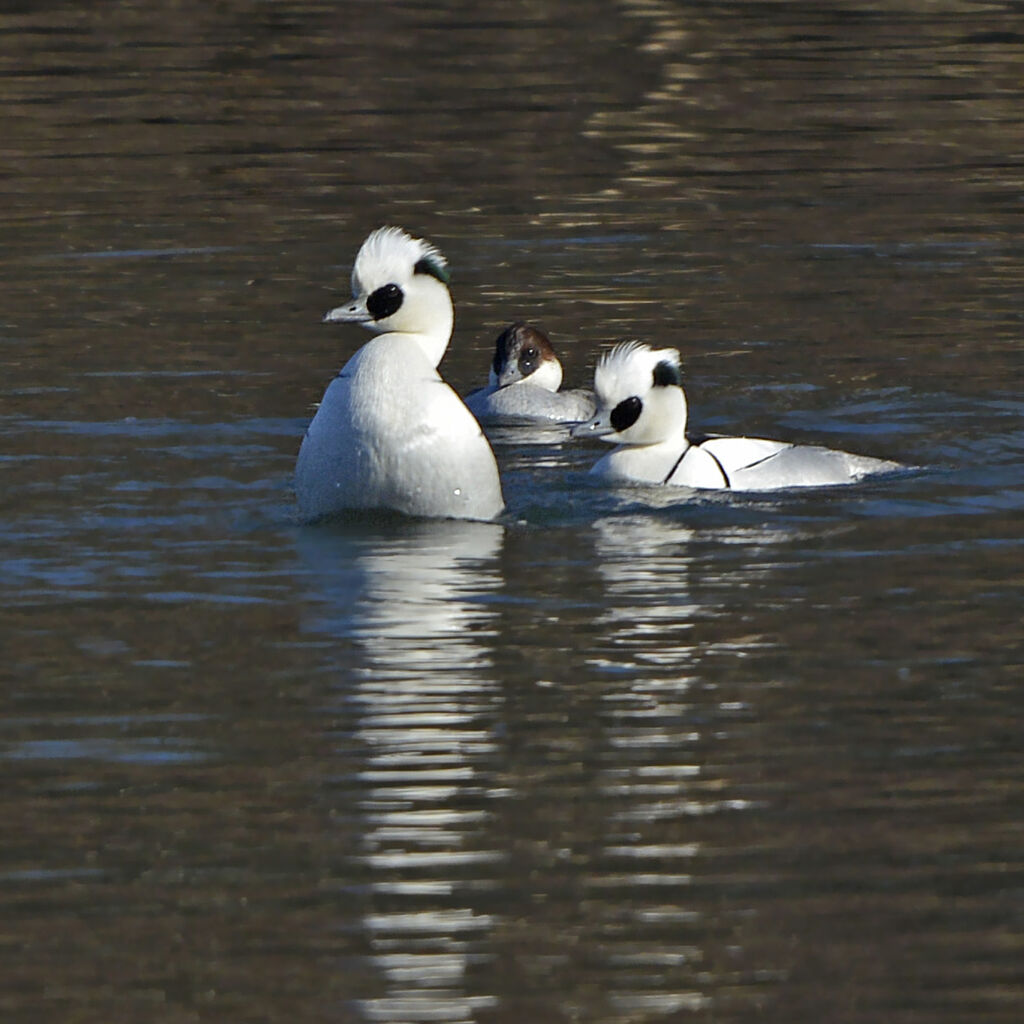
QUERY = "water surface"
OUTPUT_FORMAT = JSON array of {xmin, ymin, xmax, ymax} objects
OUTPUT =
[{"xmin": 2, "ymin": 2, "xmax": 1022, "ymax": 1022}]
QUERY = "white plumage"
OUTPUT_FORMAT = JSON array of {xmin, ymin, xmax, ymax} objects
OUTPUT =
[
  {"xmin": 572, "ymin": 342, "xmax": 900, "ymax": 490},
  {"xmin": 295, "ymin": 227, "xmax": 505, "ymax": 521}
]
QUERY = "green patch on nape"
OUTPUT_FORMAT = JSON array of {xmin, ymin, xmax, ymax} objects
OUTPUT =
[{"xmin": 414, "ymin": 256, "xmax": 450, "ymax": 285}]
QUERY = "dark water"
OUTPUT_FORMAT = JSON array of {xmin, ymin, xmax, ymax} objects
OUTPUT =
[{"xmin": 2, "ymin": 2, "xmax": 1022, "ymax": 1021}]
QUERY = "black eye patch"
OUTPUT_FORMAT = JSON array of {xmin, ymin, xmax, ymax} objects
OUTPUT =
[
  {"xmin": 367, "ymin": 283, "xmax": 403, "ymax": 320},
  {"xmin": 611, "ymin": 395, "xmax": 642, "ymax": 432},
  {"xmin": 519, "ymin": 347, "xmax": 539, "ymax": 374},
  {"xmin": 652, "ymin": 359, "xmax": 681, "ymax": 388}
]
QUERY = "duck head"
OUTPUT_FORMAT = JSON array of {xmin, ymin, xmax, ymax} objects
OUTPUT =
[
  {"xmin": 324, "ymin": 226, "xmax": 454, "ymax": 367},
  {"xmin": 571, "ymin": 341, "xmax": 687, "ymax": 445},
  {"xmin": 488, "ymin": 322, "xmax": 564, "ymax": 392}
]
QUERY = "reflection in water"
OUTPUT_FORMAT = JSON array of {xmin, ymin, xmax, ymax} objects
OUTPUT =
[
  {"xmin": 4, "ymin": 0, "xmax": 1022, "ymax": 1019},
  {"xmin": 296, "ymin": 520, "xmax": 504, "ymax": 1021},
  {"xmin": 588, "ymin": 516, "xmax": 711, "ymax": 1012},
  {"xmin": 591, "ymin": 514, "xmax": 701, "ymax": 660},
  {"xmin": 585, "ymin": 515, "xmax": 797, "ymax": 1014},
  {"xmin": 586, "ymin": 0, "xmax": 699, "ymax": 193}
]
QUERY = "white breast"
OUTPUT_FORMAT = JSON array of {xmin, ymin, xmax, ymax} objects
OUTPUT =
[{"xmin": 296, "ymin": 335, "xmax": 505, "ymax": 520}]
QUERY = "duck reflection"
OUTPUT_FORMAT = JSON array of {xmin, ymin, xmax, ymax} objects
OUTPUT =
[
  {"xmin": 295, "ymin": 518, "xmax": 504, "ymax": 1021},
  {"xmin": 587, "ymin": 515, "xmax": 719, "ymax": 1013},
  {"xmin": 591, "ymin": 514, "xmax": 701, "ymax": 661},
  {"xmin": 589, "ymin": 513, "xmax": 710, "ymax": 824}
]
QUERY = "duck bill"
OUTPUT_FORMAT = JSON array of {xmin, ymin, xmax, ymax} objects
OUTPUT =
[
  {"xmin": 570, "ymin": 414, "xmax": 615, "ymax": 440},
  {"xmin": 323, "ymin": 298, "xmax": 372, "ymax": 324},
  {"xmin": 495, "ymin": 365, "xmax": 524, "ymax": 388}
]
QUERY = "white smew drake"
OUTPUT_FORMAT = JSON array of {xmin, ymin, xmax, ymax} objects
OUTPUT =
[
  {"xmin": 464, "ymin": 322, "xmax": 595, "ymax": 424},
  {"xmin": 571, "ymin": 342, "xmax": 900, "ymax": 490},
  {"xmin": 295, "ymin": 226, "xmax": 505, "ymax": 521}
]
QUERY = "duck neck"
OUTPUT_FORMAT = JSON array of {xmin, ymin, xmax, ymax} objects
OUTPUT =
[
  {"xmin": 406, "ymin": 285, "xmax": 454, "ymax": 368},
  {"xmin": 402, "ymin": 323, "xmax": 452, "ymax": 368},
  {"xmin": 633, "ymin": 387, "xmax": 688, "ymax": 447}
]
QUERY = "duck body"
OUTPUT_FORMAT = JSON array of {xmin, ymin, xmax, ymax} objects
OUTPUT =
[
  {"xmin": 464, "ymin": 322, "xmax": 596, "ymax": 424},
  {"xmin": 573, "ymin": 342, "xmax": 899, "ymax": 491},
  {"xmin": 465, "ymin": 381, "xmax": 596, "ymax": 424},
  {"xmin": 593, "ymin": 433, "xmax": 896, "ymax": 490},
  {"xmin": 298, "ymin": 333, "xmax": 504, "ymax": 519},
  {"xmin": 295, "ymin": 227, "xmax": 504, "ymax": 521}
]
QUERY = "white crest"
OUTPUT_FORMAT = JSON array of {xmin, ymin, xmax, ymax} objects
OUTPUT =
[
  {"xmin": 351, "ymin": 226, "xmax": 448, "ymax": 295},
  {"xmin": 594, "ymin": 341, "xmax": 681, "ymax": 404}
]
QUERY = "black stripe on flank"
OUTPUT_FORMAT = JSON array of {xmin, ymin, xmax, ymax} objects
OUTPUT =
[
  {"xmin": 704, "ymin": 448, "xmax": 732, "ymax": 488},
  {"xmin": 735, "ymin": 445, "xmax": 792, "ymax": 472},
  {"xmin": 664, "ymin": 442, "xmax": 732, "ymax": 487},
  {"xmin": 663, "ymin": 442, "xmax": 691, "ymax": 484}
]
